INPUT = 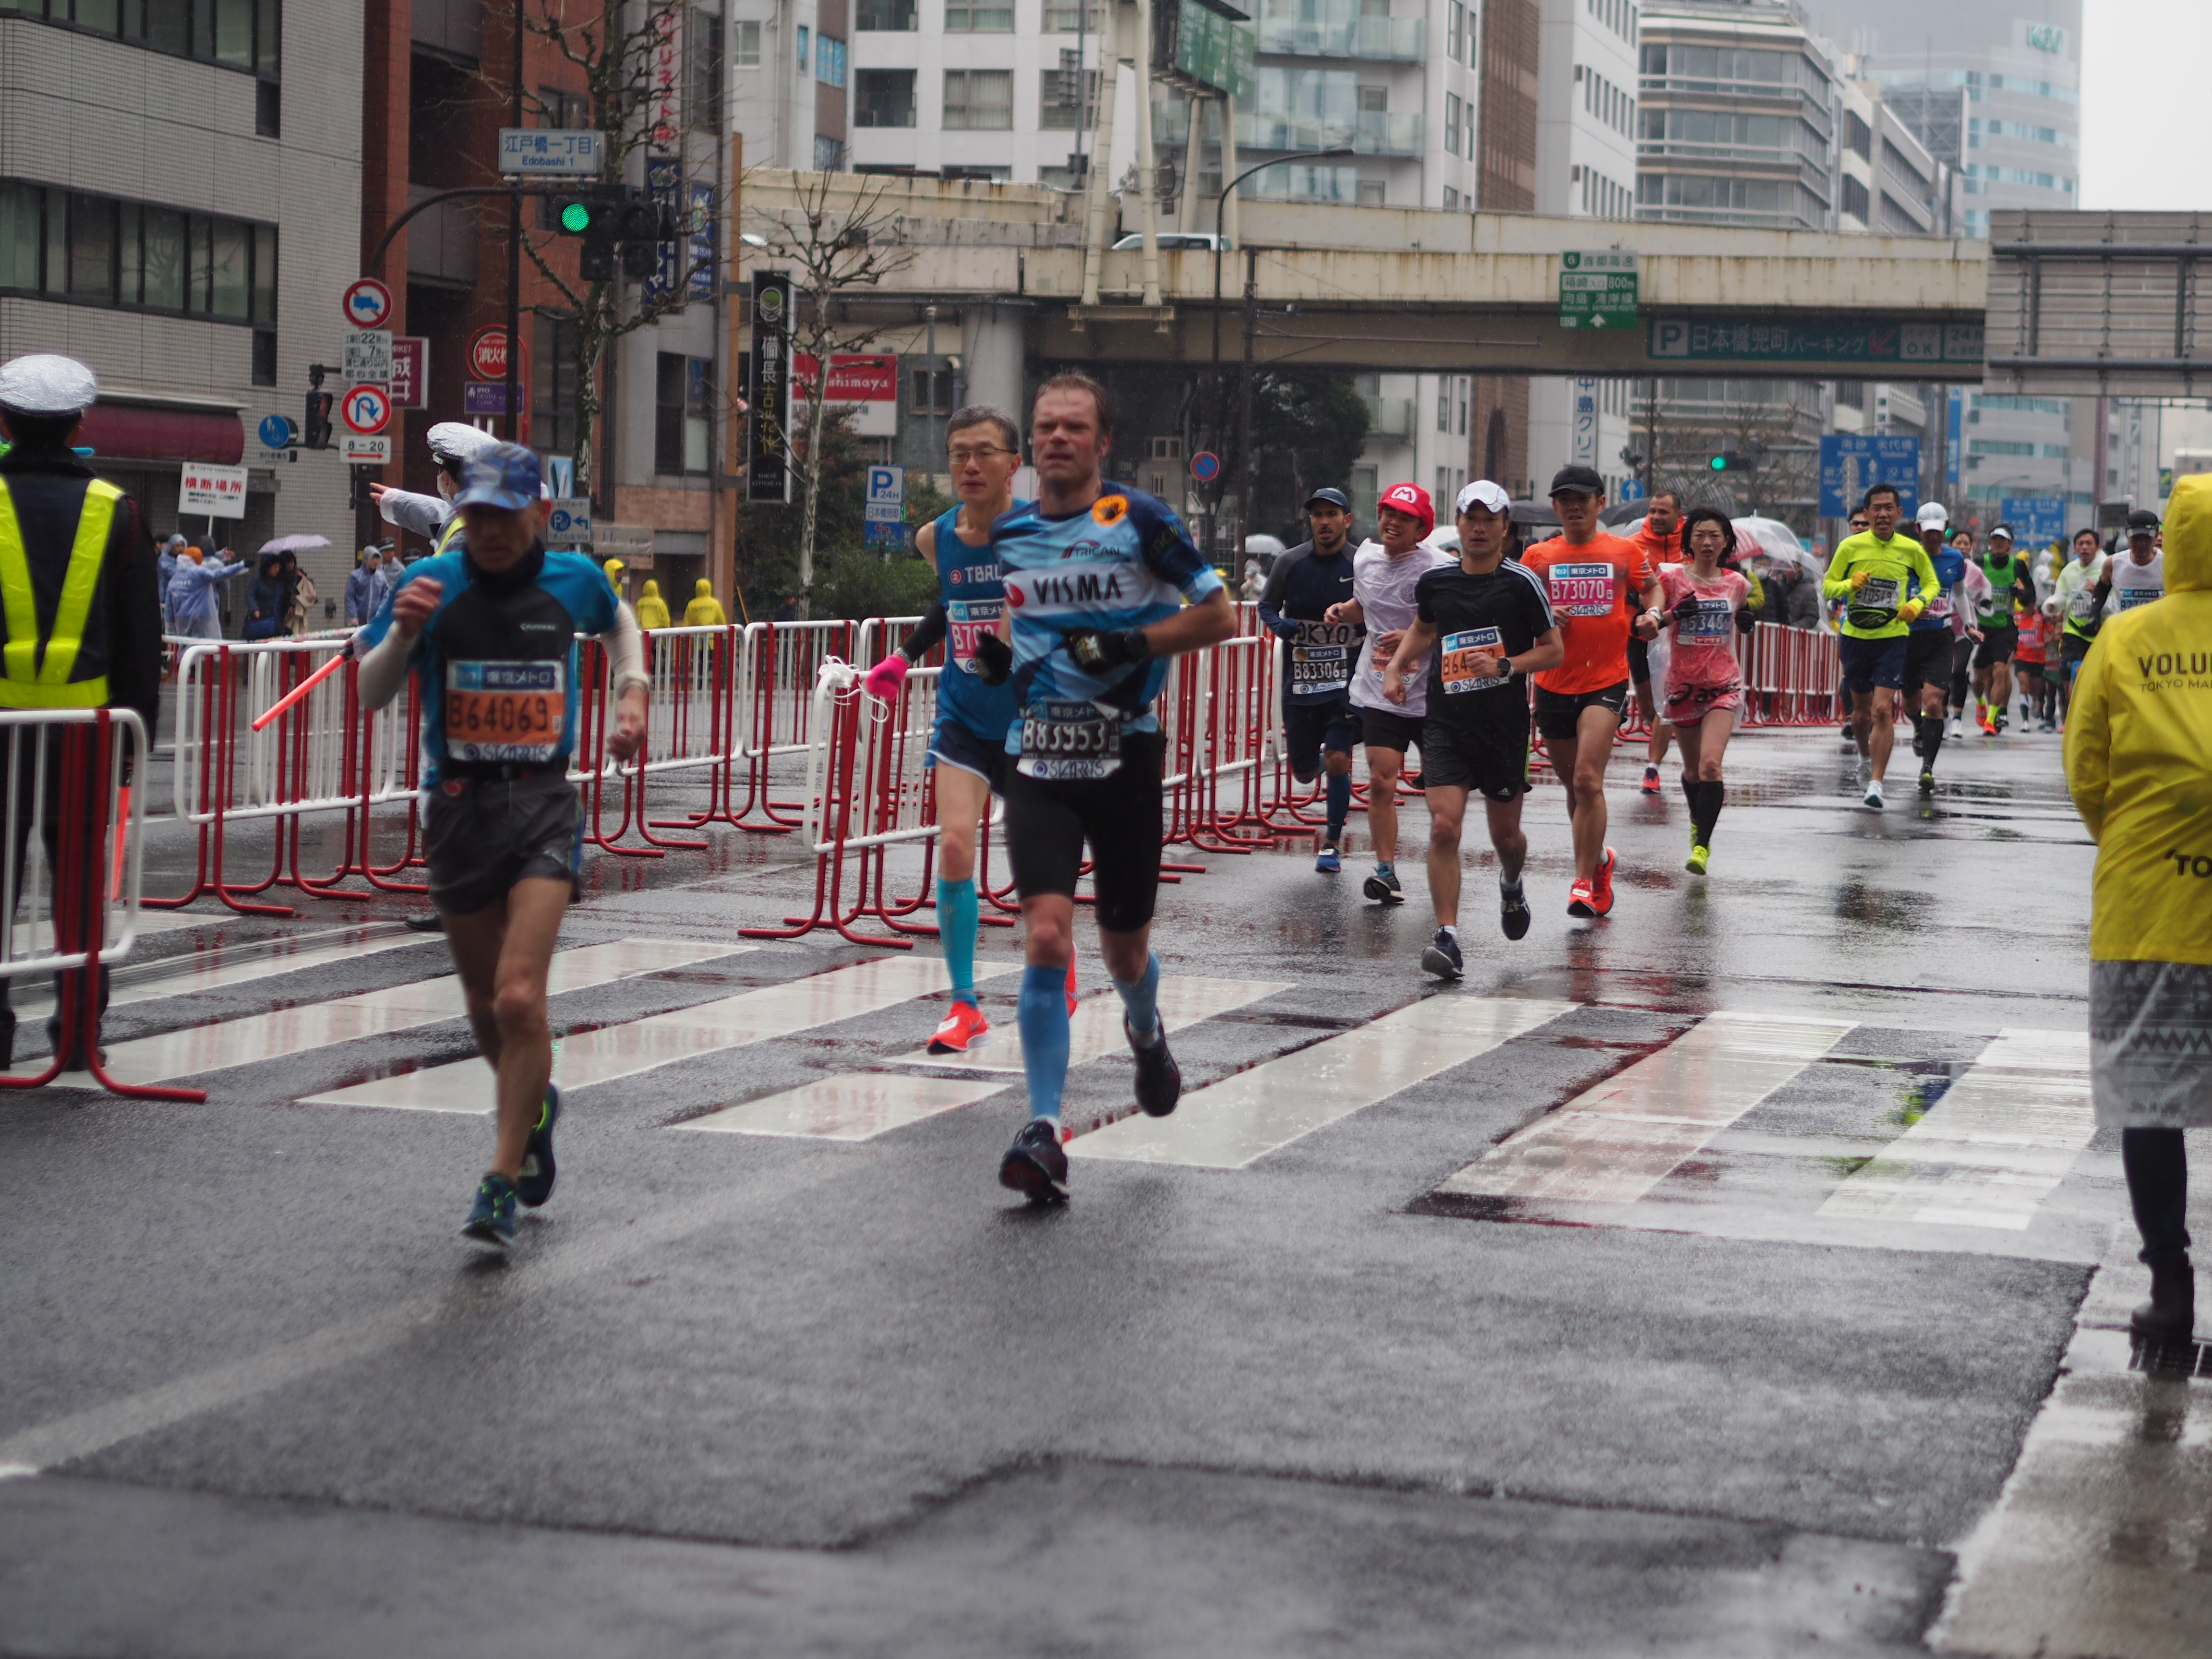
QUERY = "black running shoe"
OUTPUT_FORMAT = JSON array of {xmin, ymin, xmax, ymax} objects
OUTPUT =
[
  {"xmin": 1421, "ymin": 928, "xmax": 1464, "ymax": 979},
  {"xmin": 1128, "ymin": 1019, "xmax": 1182, "ymax": 1117},
  {"xmin": 998, "ymin": 1119, "xmax": 1069, "ymax": 1203},
  {"xmin": 1362, "ymin": 866, "xmax": 1405, "ymax": 904},
  {"xmin": 515, "ymin": 1083, "xmax": 561, "ymax": 1207},
  {"xmin": 460, "ymin": 1173, "xmax": 518, "ymax": 1247},
  {"xmin": 1499, "ymin": 885, "xmax": 1531, "ymax": 940}
]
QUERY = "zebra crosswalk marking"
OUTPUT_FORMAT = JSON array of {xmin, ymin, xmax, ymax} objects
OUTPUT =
[
  {"xmin": 1071, "ymin": 994, "xmax": 1575, "ymax": 1170},
  {"xmin": 1434, "ymin": 1012, "xmax": 1856, "ymax": 1206},
  {"xmin": 899, "ymin": 976, "xmax": 1293, "ymax": 1075}
]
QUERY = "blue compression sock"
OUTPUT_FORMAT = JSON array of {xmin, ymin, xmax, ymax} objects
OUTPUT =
[
  {"xmin": 1018, "ymin": 964, "xmax": 1071, "ymax": 1124},
  {"xmin": 1325, "ymin": 771, "xmax": 1351, "ymax": 842},
  {"xmin": 1113, "ymin": 950, "xmax": 1163, "ymax": 1047},
  {"xmin": 937, "ymin": 877, "xmax": 979, "ymax": 1005}
]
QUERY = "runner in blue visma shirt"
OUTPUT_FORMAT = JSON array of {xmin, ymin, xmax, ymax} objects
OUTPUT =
[
  {"xmin": 861, "ymin": 404, "xmax": 1075, "ymax": 1056},
  {"xmin": 966, "ymin": 373, "xmax": 1234, "ymax": 1204},
  {"xmin": 355, "ymin": 444, "xmax": 649, "ymax": 1248}
]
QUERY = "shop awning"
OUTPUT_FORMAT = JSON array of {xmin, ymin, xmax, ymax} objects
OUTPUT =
[{"xmin": 78, "ymin": 402, "xmax": 244, "ymax": 466}]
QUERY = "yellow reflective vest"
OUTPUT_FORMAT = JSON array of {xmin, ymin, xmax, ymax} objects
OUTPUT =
[
  {"xmin": 2065, "ymin": 471, "xmax": 2212, "ymax": 966},
  {"xmin": 0, "ymin": 475, "xmax": 122, "ymax": 709}
]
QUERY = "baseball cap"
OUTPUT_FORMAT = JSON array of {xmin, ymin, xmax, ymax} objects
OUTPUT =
[
  {"xmin": 1548, "ymin": 464, "xmax": 1604, "ymax": 497},
  {"xmin": 2126, "ymin": 508, "xmax": 2160, "ymax": 536},
  {"xmin": 0, "ymin": 354, "xmax": 96, "ymax": 416},
  {"xmin": 1378, "ymin": 481, "xmax": 1435, "ymax": 538},
  {"xmin": 428, "ymin": 421, "xmax": 500, "ymax": 467},
  {"xmin": 1988, "ymin": 523, "xmax": 2015, "ymax": 541},
  {"xmin": 1455, "ymin": 479, "xmax": 1512, "ymax": 516},
  {"xmin": 453, "ymin": 442, "xmax": 542, "ymax": 512},
  {"xmin": 1303, "ymin": 486, "xmax": 1351, "ymax": 511},
  {"xmin": 1915, "ymin": 502, "xmax": 1949, "ymax": 530}
]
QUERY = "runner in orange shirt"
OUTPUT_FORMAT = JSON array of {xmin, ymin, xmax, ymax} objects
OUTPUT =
[
  {"xmin": 1628, "ymin": 489, "xmax": 1681, "ymax": 795},
  {"xmin": 1518, "ymin": 465, "xmax": 1666, "ymax": 917}
]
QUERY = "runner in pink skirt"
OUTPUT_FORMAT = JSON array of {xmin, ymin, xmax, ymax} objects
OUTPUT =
[{"xmin": 1660, "ymin": 506, "xmax": 1755, "ymax": 874}]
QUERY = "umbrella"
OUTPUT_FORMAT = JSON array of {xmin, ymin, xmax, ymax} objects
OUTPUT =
[
  {"xmin": 257, "ymin": 534, "xmax": 331, "ymax": 555},
  {"xmin": 1243, "ymin": 534, "xmax": 1287, "ymax": 557},
  {"xmin": 1730, "ymin": 516, "xmax": 1823, "ymax": 575}
]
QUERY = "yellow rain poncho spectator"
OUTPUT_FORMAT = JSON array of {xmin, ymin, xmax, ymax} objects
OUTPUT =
[
  {"xmin": 2065, "ymin": 471, "xmax": 2212, "ymax": 1346},
  {"xmin": 683, "ymin": 577, "xmax": 727, "ymax": 626},
  {"xmin": 635, "ymin": 578, "xmax": 672, "ymax": 629}
]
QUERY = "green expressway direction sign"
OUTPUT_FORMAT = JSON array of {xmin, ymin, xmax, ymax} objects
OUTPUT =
[
  {"xmin": 1650, "ymin": 316, "xmax": 1985, "ymax": 366},
  {"xmin": 1560, "ymin": 251, "xmax": 1637, "ymax": 330}
]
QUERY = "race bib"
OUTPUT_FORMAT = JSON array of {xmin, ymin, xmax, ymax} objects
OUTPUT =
[
  {"xmin": 1848, "ymin": 575, "xmax": 1900, "ymax": 630},
  {"xmin": 1926, "ymin": 587, "xmax": 1956, "ymax": 620},
  {"xmin": 445, "ymin": 660, "xmax": 564, "ymax": 765},
  {"xmin": 1547, "ymin": 562, "xmax": 1615, "ymax": 617},
  {"xmin": 2118, "ymin": 584, "xmax": 2162, "ymax": 611},
  {"xmin": 1678, "ymin": 598, "xmax": 1734, "ymax": 639},
  {"xmin": 1017, "ymin": 700, "xmax": 1123, "ymax": 781},
  {"xmin": 946, "ymin": 598, "xmax": 1002, "ymax": 674},
  {"xmin": 1288, "ymin": 619, "xmax": 1356, "ymax": 698},
  {"xmin": 2066, "ymin": 585, "xmax": 2101, "ymax": 620},
  {"xmin": 1438, "ymin": 626, "xmax": 1508, "ymax": 694}
]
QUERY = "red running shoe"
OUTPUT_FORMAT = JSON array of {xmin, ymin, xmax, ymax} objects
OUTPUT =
[
  {"xmin": 1567, "ymin": 877, "xmax": 1597, "ymax": 918},
  {"xmin": 928, "ymin": 999, "xmax": 990, "ymax": 1055},
  {"xmin": 1590, "ymin": 847, "xmax": 1618, "ymax": 916}
]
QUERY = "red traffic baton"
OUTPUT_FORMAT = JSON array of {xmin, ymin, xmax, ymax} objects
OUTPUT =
[{"xmin": 251, "ymin": 642, "xmax": 353, "ymax": 733}]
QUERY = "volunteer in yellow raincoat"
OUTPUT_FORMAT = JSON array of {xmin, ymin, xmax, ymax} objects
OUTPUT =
[
  {"xmin": 634, "ymin": 579, "xmax": 671, "ymax": 630},
  {"xmin": 2065, "ymin": 471, "xmax": 2212, "ymax": 1346},
  {"xmin": 683, "ymin": 578, "xmax": 727, "ymax": 627}
]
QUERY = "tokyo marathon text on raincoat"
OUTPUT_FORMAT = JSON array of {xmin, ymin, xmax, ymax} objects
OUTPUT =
[{"xmin": 2066, "ymin": 471, "xmax": 2212, "ymax": 1129}]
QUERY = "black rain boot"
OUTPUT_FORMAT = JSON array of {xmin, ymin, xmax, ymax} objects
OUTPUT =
[{"xmin": 2132, "ymin": 1259, "xmax": 2196, "ymax": 1343}]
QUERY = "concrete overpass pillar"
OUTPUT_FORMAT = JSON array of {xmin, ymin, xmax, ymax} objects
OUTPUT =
[{"xmin": 961, "ymin": 305, "xmax": 1027, "ymax": 424}]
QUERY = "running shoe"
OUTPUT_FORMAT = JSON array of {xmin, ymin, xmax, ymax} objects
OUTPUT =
[
  {"xmin": 1499, "ymin": 884, "xmax": 1531, "ymax": 940},
  {"xmin": 1919, "ymin": 766, "xmax": 1935, "ymax": 794},
  {"xmin": 515, "ymin": 1083, "xmax": 562, "ymax": 1207},
  {"xmin": 1640, "ymin": 764, "xmax": 1661, "ymax": 795},
  {"xmin": 998, "ymin": 1118, "xmax": 1069, "ymax": 1203},
  {"xmin": 1128, "ymin": 1019, "xmax": 1182, "ymax": 1117},
  {"xmin": 1947, "ymin": 715, "xmax": 1964, "ymax": 740},
  {"xmin": 1362, "ymin": 866, "xmax": 1404, "ymax": 904},
  {"xmin": 1589, "ymin": 848, "xmax": 1618, "ymax": 917},
  {"xmin": 1567, "ymin": 877, "xmax": 1596, "ymax": 918},
  {"xmin": 1994, "ymin": 712, "xmax": 2008, "ymax": 734},
  {"xmin": 2039, "ymin": 719, "xmax": 2056, "ymax": 734},
  {"xmin": 1421, "ymin": 928, "xmax": 1464, "ymax": 980},
  {"xmin": 460, "ymin": 1173, "xmax": 518, "ymax": 1247},
  {"xmin": 1863, "ymin": 779, "xmax": 1885, "ymax": 810},
  {"xmin": 929, "ymin": 999, "xmax": 991, "ymax": 1055},
  {"xmin": 1315, "ymin": 842, "xmax": 1342, "ymax": 875},
  {"xmin": 1685, "ymin": 842, "xmax": 1709, "ymax": 876},
  {"xmin": 1910, "ymin": 727, "xmax": 1924, "ymax": 758}
]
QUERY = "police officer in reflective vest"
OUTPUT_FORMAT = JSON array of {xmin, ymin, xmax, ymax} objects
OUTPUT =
[{"xmin": 0, "ymin": 354, "xmax": 163, "ymax": 1068}]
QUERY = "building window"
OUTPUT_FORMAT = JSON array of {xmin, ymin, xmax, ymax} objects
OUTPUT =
[
  {"xmin": 943, "ymin": 69, "xmax": 1013, "ymax": 130},
  {"xmin": 1044, "ymin": 1, "xmax": 1101, "ymax": 30},
  {"xmin": 1436, "ymin": 379, "xmax": 1450, "ymax": 433},
  {"xmin": 1444, "ymin": 92, "xmax": 1462, "ymax": 157},
  {"xmin": 0, "ymin": 179, "xmax": 275, "ymax": 326},
  {"xmin": 908, "ymin": 363, "xmax": 953, "ymax": 416},
  {"xmin": 855, "ymin": 70, "xmax": 916, "ymax": 128},
  {"xmin": 1446, "ymin": 2, "xmax": 1464, "ymax": 61},
  {"xmin": 655, "ymin": 352, "xmax": 711, "ymax": 476},
  {"xmin": 944, "ymin": 0, "xmax": 1013, "ymax": 29},
  {"xmin": 813, "ymin": 133, "xmax": 846, "ymax": 171},
  {"xmin": 796, "ymin": 24, "xmax": 808, "ymax": 71},
  {"xmin": 6, "ymin": 0, "xmax": 283, "ymax": 80},
  {"xmin": 1042, "ymin": 66, "xmax": 1101, "ymax": 129},
  {"xmin": 855, "ymin": 0, "xmax": 917, "ymax": 27},
  {"xmin": 1842, "ymin": 174, "xmax": 1870, "ymax": 221},
  {"xmin": 732, "ymin": 19, "xmax": 760, "ymax": 65},
  {"xmin": 534, "ymin": 315, "xmax": 580, "ymax": 459},
  {"xmin": 686, "ymin": 10, "xmax": 724, "ymax": 127},
  {"xmin": 1845, "ymin": 109, "xmax": 1872, "ymax": 159},
  {"xmin": 816, "ymin": 33, "xmax": 846, "ymax": 86},
  {"xmin": 1442, "ymin": 185, "xmax": 1459, "ymax": 209},
  {"xmin": 1356, "ymin": 179, "xmax": 1384, "ymax": 206}
]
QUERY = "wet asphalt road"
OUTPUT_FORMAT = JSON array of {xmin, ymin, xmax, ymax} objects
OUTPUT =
[{"xmin": 1, "ymin": 723, "xmax": 2204, "ymax": 1658}]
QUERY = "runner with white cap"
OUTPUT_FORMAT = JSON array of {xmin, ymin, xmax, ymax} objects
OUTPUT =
[{"xmin": 1379, "ymin": 480, "xmax": 1560, "ymax": 974}]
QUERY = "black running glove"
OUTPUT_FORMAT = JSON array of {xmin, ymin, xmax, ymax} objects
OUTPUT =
[
  {"xmin": 1734, "ymin": 606, "xmax": 1756, "ymax": 634},
  {"xmin": 972, "ymin": 632, "xmax": 1013, "ymax": 685},
  {"xmin": 1062, "ymin": 627, "xmax": 1150, "ymax": 672},
  {"xmin": 1672, "ymin": 595, "xmax": 1702, "ymax": 621}
]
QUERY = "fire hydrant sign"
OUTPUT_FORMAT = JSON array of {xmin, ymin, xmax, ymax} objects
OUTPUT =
[
  {"xmin": 1559, "ymin": 250, "xmax": 1638, "ymax": 330},
  {"xmin": 180, "ymin": 462, "xmax": 249, "ymax": 519}
]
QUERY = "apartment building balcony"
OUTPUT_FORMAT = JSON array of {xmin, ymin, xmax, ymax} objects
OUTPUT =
[
  {"xmin": 1234, "ymin": 109, "xmax": 1424, "ymax": 157},
  {"xmin": 1364, "ymin": 395, "xmax": 1415, "ymax": 438},
  {"xmin": 1255, "ymin": 14, "xmax": 1425, "ymax": 62}
]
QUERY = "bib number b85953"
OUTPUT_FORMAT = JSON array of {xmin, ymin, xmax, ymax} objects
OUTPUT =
[{"xmin": 1017, "ymin": 700, "xmax": 1123, "ymax": 781}]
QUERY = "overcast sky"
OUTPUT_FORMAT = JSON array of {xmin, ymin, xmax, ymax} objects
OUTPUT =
[{"xmin": 2079, "ymin": 0, "xmax": 2210, "ymax": 210}]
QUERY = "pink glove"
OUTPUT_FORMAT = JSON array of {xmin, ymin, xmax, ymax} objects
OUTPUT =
[{"xmin": 862, "ymin": 654, "xmax": 909, "ymax": 701}]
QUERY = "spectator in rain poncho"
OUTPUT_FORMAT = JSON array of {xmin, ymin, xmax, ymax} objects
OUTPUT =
[
  {"xmin": 635, "ymin": 578, "xmax": 671, "ymax": 629},
  {"xmin": 683, "ymin": 578, "xmax": 727, "ymax": 626},
  {"xmin": 156, "ymin": 533, "xmax": 186, "ymax": 631},
  {"xmin": 243, "ymin": 553, "xmax": 286, "ymax": 639},
  {"xmin": 166, "ymin": 545, "xmax": 246, "ymax": 639},
  {"xmin": 345, "ymin": 547, "xmax": 382, "ymax": 626}
]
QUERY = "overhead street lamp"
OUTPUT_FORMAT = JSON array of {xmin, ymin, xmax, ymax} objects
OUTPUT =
[{"xmin": 1209, "ymin": 146, "xmax": 1356, "ymax": 555}]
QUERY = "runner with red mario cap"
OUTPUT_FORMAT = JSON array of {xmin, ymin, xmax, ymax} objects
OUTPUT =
[{"xmin": 1323, "ymin": 482, "xmax": 1454, "ymax": 904}]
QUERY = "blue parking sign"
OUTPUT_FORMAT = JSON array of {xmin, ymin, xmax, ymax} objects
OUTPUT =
[{"xmin": 863, "ymin": 465, "xmax": 905, "ymax": 547}]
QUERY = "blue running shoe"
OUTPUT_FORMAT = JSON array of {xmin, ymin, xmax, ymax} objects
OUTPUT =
[
  {"xmin": 461, "ymin": 1173, "xmax": 518, "ymax": 1247},
  {"xmin": 1421, "ymin": 928, "xmax": 1464, "ymax": 980},
  {"xmin": 1362, "ymin": 864, "xmax": 1404, "ymax": 904},
  {"xmin": 1314, "ymin": 842, "xmax": 1342, "ymax": 875},
  {"xmin": 1127, "ymin": 1019, "xmax": 1182, "ymax": 1117},
  {"xmin": 516, "ymin": 1083, "xmax": 561, "ymax": 1208},
  {"xmin": 998, "ymin": 1119, "xmax": 1069, "ymax": 1204}
]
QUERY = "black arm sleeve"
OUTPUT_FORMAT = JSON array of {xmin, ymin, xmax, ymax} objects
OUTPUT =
[
  {"xmin": 898, "ymin": 601, "xmax": 949, "ymax": 662},
  {"xmin": 105, "ymin": 496, "xmax": 164, "ymax": 748}
]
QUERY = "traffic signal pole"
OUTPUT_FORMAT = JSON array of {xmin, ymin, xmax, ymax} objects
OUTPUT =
[{"xmin": 506, "ymin": 0, "xmax": 523, "ymax": 445}]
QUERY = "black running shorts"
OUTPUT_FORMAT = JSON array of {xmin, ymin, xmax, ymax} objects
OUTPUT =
[
  {"xmin": 1356, "ymin": 705, "xmax": 1425, "ymax": 754},
  {"xmin": 424, "ymin": 769, "xmax": 583, "ymax": 916},
  {"xmin": 1973, "ymin": 625, "xmax": 2017, "ymax": 669},
  {"xmin": 1904, "ymin": 628, "xmax": 1955, "ymax": 692},
  {"xmin": 1001, "ymin": 731, "xmax": 1166, "ymax": 934},
  {"xmin": 1417, "ymin": 718, "xmax": 1530, "ymax": 803},
  {"xmin": 1532, "ymin": 680, "xmax": 1631, "ymax": 741}
]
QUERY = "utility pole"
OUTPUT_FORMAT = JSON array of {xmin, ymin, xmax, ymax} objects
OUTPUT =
[
  {"xmin": 1235, "ymin": 244, "xmax": 1257, "ymax": 560},
  {"xmin": 505, "ymin": 0, "xmax": 523, "ymax": 445}
]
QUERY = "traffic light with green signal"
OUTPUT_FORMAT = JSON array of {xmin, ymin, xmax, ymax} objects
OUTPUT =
[{"xmin": 554, "ymin": 185, "xmax": 626, "ymax": 282}]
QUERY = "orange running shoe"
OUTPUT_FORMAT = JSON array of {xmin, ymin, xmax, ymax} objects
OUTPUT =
[
  {"xmin": 928, "ymin": 999, "xmax": 990, "ymax": 1055},
  {"xmin": 1590, "ymin": 847, "xmax": 1618, "ymax": 916},
  {"xmin": 1065, "ymin": 956, "xmax": 1079, "ymax": 1017}
]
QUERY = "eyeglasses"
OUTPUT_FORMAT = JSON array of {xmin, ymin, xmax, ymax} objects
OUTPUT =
[{"xmin": 948, "ymin": 445, "xmax": 1016, "ymax": 465}]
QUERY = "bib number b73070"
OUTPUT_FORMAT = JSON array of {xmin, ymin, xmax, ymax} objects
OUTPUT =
[
  {"xmin": 445, "ymin": 660, "xmax": 564, "ymax": 765},
  {"xmin": 1017, "ymin": 700, "xmax": 1123, "ymax": 781}
]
